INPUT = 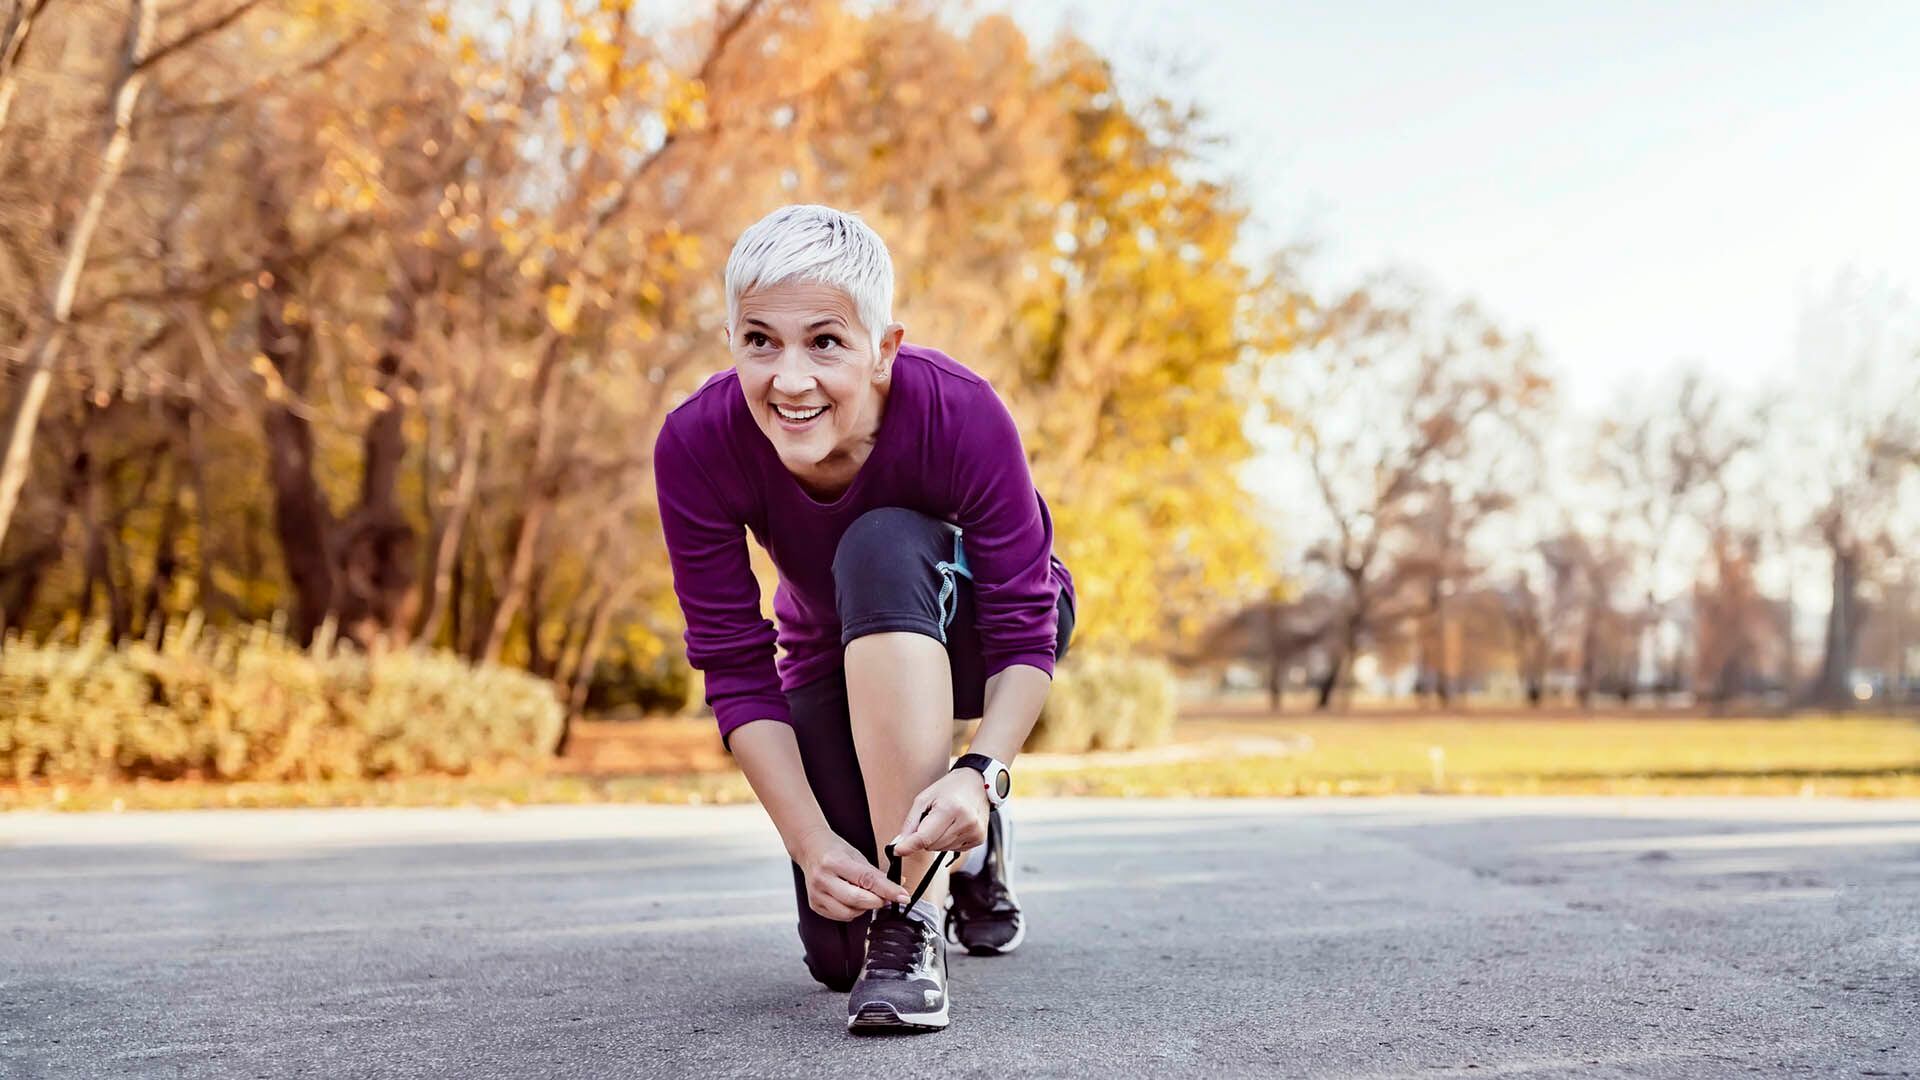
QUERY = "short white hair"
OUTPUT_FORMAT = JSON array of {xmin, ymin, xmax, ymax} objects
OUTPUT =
[{"xmin": 725, "ymin": 204, "xmax": 894, "ymax": 350}]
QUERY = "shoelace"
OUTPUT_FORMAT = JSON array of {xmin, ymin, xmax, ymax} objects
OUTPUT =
[
  {"xmin": 886, "ymin": 841, "xmax": 959, "ymax": 913},
  {"xmin": 865, "ymin": 843, "xmax": 958, "ymax": 974}
]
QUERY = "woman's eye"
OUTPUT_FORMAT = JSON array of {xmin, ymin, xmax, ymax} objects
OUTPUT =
[
  {"xmin": 744, "ymin": 332, "xmax": 772, "ymax": 348},
  {"xmin": 811, "ymin": 335, "xmax": 842, "ymax": 350}
]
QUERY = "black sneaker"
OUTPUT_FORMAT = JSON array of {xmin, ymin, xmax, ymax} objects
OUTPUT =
[
  {"xmin": 846, "ymin": 904, "xmax": 949, "ymax": 1032},
  {"xmin": 847, "ymin": 845, "xmax": 953, "ymax": 1033},
  {"xmin": 945, "ymin": 807, "xmax": 1024, "ymax": 955}
]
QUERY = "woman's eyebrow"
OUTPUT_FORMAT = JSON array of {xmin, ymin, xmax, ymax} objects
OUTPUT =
[{"xmin": 739, "ymin": 316, "xmax": 845, "ymax": 332}]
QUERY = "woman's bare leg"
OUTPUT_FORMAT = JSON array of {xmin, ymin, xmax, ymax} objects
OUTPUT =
[{"xmin": 844, "ymin": 630, "xmax": 953, "ymax": 910}]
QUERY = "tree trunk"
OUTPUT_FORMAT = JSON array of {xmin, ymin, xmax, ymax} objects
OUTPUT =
[
  {"xmin": 564, "ymin": 584, "xmax": 628, "ymax": 745},
  {"xmin": 79, "ymin": 451, "xmax": 131, "ymax": 639},
  {"xmin": 1314, "ymin": 658, "xmax": 1340, "ymax": 710},
  {"xmin": 415, "ymin": 418, "xmax": 481, "ymax": 647},
  {"xmin": 448, "ymin": 534, "xmax": 466, "ymax": 654},
  {"xmin": 0, "ymin": 1, "xmax": 156, "ymax": 553},
  {"xmin": 481, "ymin": 339, "xmax": 566, "ymax": 662},
  {"xmin": 552, "ymin": 585, "xmax": 601, "ymax": 693},
  {"xmin": 333, "ymin": 319, "xmax": 421, "ymax": 648},
  {"xmin": 0, "ymin": 422, "xmax": 92, "ymax": 635},
  {"xmin": 185, "ymin": 404, "xmax": 219, "ymax": 616},
  {"xmin": 137, "ymin": 449, "xmax": 185, "ymax": 636},
  {"xmin": 1266, "ymin": 652, "xmax": 1283, "ymax": 714},
  {"xmin": 1576, "ymin": 603, "xmax": 1599, "ymax": 709},
  {"xmin": 1817, "ymin": 541, "xmax": 1863, "ymax": 708},
  {"xmin": 256, "ymin": 248, "xmax": 336, "ymax": 645},
  {"xmin": 1317, "ymin": 614, "xmax": 1361, "ymax": 711},
  {"xmin": 1261, "ymin": 602, "xmax": 1284, "ymax": 713},
  {"xmin": 524, "ymin": 560, "xmax": 548, "ymax": 676}
]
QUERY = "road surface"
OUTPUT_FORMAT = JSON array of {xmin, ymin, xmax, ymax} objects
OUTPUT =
[{"xmin": 2, "ymin": 797, "xmax": 1916, "ymax": 1078}]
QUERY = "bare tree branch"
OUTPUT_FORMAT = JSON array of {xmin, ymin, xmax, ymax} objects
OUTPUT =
[
  {"xmin": 133, "ymin": 0, "xmax": 270, "ymax": 74},
  {"xmin": 0, "ymin": 0, "xmax": 53, "ymax": 142},
  {"xmin": 149, "ymin": 27, "xmax": 369, "ymax": 122}
]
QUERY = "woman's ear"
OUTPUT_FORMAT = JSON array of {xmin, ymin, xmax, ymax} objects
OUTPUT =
[{"xmin": 878, "ymin": 322, "xmax": 905, "ymax": 362}]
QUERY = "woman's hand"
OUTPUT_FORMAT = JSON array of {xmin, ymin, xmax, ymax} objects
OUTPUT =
[
  {"xmin": 890, "ymin": 768, "xmax": 991, "ymax": 857},
  {"xmin": 793, "ymin": 826, "xmax": 911, "ymax": 922}
]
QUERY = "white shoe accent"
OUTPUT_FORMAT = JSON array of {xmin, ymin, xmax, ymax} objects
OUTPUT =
[
  {"xmin": 847, "ymin": 1000, "xmax": 950, "ymax": 1030},
  {"xmin": 1000, "ymin": 804, "xmax": 1015, "ymax": 884},
  {"xmin": 957, "ymin": 843, "xmax": 986, "ymax": 875}
]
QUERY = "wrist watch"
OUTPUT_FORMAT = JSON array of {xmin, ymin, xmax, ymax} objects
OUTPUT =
[{"xmin": 952, "ymin": 752, "xmax": 1011, "ymax": 808}]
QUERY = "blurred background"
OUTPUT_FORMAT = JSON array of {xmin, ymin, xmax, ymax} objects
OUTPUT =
[{"xmin": 1, "ymin": 0, "xmax": 1916, "ymax": 806}]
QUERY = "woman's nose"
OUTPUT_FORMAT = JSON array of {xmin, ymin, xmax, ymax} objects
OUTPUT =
[{"xmin": 771, "ymin": 348, "xmax": 812, "ymax": 395}]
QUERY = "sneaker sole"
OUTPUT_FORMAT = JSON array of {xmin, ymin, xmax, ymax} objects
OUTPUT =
[{"xmin": 846, "ymin": 1001, "xmax": 949, "ymax": 1033}]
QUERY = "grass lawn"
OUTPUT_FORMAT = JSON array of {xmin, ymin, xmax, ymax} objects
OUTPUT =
[
  {"xmin": 4, "ymin": 714, "xmax": 1917, "ymax": 811},
  {"xmin": 1023, "ymin": 715, "xmax": 1920, "ymax": 798}
]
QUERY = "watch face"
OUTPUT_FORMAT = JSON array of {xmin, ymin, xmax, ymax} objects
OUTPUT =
[{"xmin": 993, "ymin": 768, "xmax": 1011, "ymax": 800}]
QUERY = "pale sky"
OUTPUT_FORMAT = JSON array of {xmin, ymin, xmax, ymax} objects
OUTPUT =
[{"xmin": 1006, "ymin": 0, "xmax": 1920, "ymax": 407}]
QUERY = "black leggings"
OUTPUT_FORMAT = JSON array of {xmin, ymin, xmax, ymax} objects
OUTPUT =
[{"xmin": 785, "ymin": 507, "xmax": 1074, "ymax": 991}]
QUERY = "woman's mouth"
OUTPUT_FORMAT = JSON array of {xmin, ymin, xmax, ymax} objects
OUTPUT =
[{"xmin": 774, "ymin": 403, "xmax": 829, "ymax": 430}]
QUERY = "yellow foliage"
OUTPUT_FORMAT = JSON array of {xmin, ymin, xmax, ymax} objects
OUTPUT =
[
  {"xmin": 545, "ymin": 283, "xmax": 577, "ymax": 332},
  {"xmin": 1, "ymin": 621, "xmax": 564, "ymax": 782},
  {"xmin": 1027, "ymin": 653, "xmax": 1178, "ymax": 753},
  {"xmin": 661, "ymin": 77, "xmax": 707, "ymax": 135},
  {"xmin": 581, "ymin": 28, "xmax": 623, "ymax": 88}
]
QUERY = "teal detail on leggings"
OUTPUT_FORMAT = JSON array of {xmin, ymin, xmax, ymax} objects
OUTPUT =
[{"xmin": 934, "ymin": 530, "xmax": 973, "ymax": 644}]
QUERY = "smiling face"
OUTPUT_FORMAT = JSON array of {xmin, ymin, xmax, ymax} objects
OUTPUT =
[{"xmin": 730, "ymin": 279, "xmax": 904, "ymax": 481}]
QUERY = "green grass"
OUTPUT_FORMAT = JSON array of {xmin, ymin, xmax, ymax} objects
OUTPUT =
[{"xmin": 4, "ymin": 715, "xmax": 1917, "ymax": 811}]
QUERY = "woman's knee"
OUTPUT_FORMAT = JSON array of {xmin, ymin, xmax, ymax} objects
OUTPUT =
[
  {"xmin": 799, "ymin": 912, "xmax": 867, "ymax": 992},
  {"xmin": 832, "ymin": 507, "xmax": 942, "ymax": 581},
  {"xmin": 832, "ymin": 507, "xmax": 951, "ymax": 636}
]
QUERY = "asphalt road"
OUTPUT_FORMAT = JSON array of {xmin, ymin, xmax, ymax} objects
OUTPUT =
[{"xmin": 2, "ymin": 796, "xmax": 1916, "ymax": 1079}]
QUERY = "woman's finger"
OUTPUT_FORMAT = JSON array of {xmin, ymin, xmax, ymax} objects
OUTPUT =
[
  {"xmin": 925, "ymin": 813, "xmax": 978, "ymax": 853},
  {"xmin": 828, "ymin": 852, "xmax": 910, "ymax": 905},
  {"xmin": 805, "ymin": 877, "xmax": 861, "ymax": 922},
  {"xmin": 934, "ymin": 819, "xmax": 983, "ymax": 853},
  {"xmin": 908, "ymin": 803, "xmax": 962, "ymax": 853},
  {"xmin": 809, "ymin": 893, "xmax": 859, "ymax": 922},
  {"xmin": 892, "ymin": 792, "xmax": 934, "ymax": 852},
  {"xmin": 929, "ymin": 798, "xmax": 988, "ymax": 851},
  {"xmin": 815, "ymin": 869, "xmax": 885, "ymax": 915},
  {"xmin": 892, "ymin": 809, "xmax": 934, "ymax": 855}
]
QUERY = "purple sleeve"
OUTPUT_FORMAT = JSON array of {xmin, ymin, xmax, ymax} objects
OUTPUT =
[
  {"xmin": 652, "ymin": 421, "xmax": 790, "ymax": 745},
  {"xmin": 952, "ymin": 382, "xmax": 1061, "ymax": 679}
]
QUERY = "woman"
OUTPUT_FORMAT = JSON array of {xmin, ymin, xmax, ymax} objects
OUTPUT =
[{"xmin": 652, "ymin": 204, "xmax": 1076, "ymax": 1034}]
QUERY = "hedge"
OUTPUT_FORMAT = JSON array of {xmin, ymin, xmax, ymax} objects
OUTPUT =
[
  {"xmin": 1, "ymin": 616, "xmax": 564, "ymax": 783},
  {"xmin": 1026, "ymin": 653, "xmax": 1178, "ymax": 753}
]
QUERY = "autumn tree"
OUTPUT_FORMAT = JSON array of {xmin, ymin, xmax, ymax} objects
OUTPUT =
[
  {"xmin": 1255, "ymin": 275, "xmax": 1551, "ymax": 708},
  {"xmin": 3, "ymin": 1, "xmax": 1295, "ymax": 729},
  {"xmin": 1787, "ymin": 275, "xmax": 1920, "ymax": 707}
]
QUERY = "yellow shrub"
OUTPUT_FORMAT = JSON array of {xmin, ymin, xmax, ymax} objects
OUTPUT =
[
  {"xmin": 0, "ymin": 618, "xmax": 564, "ymax": 782},
  {"xmin": 1027, "ymin": 653, "xmax": 1177, "ymax": 754}
]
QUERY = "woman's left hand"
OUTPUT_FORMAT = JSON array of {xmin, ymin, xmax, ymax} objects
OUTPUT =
[{"xmin": 890, "ymin": 768, "xmax": 991, "ymax": 856}]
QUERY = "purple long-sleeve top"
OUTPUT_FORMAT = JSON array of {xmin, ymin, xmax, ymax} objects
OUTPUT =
[{"xmin": 652, "ymin": 343, "xmax": 1076, "ymax": 743}]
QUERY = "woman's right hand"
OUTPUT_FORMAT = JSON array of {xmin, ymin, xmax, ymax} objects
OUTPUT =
[{"xmin": 792, "ymin": 826, "xmax": 911, "ymax": 921}]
